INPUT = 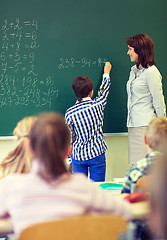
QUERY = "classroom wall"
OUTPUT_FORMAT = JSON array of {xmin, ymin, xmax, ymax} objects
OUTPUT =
[
  {"xmin": 0, "ymin": 135, "xmax": 130, "ymax": 181},
  {"xmin": 105, "ymin": 135, "xmax": 130, "ymax": 181}
]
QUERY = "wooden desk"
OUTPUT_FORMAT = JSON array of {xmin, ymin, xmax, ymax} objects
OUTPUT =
[{"xmin": 94, "ymin": 182, "xmax": 149, "ymax": 220}]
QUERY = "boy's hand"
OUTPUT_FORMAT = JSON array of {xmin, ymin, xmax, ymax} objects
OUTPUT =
[{"xmin": 104, "ymin": 62, "xmax": 112, "ymax": 74}]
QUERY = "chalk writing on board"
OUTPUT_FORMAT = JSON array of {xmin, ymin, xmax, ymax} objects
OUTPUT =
[
  {"xmin": 0, "ymin": 18, "xmax": 58, "ymax": 108},
  {"xmin": 58, "ymin": 57, "xmax": 107, "ymax": 69}
]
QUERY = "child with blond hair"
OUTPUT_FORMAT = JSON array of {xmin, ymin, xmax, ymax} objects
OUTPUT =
[
  {"xmin": 0, "ymin": 116, "xmax": 37, "ymax": 178},
  {"xmin": 122, "ymin": 117, "xmax": 167, "ymax": 193}
]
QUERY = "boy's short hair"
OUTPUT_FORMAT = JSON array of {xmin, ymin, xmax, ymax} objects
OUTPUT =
[
  {"xmin": 146, "ymin": 117, "xmax": 167, "ymax": 151},
  {"xmin": 72, "ymin": 76, "xmax": 93, "ymax": 102}
]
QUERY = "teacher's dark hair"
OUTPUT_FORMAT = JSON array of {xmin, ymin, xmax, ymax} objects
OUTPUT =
[
  {"xmin": 30, "ymin": 112, "xmax": 70, "ymax": 179},
  {"xmin": 126, "ymin": 33, "xmax": 156, "ymax": 68}
]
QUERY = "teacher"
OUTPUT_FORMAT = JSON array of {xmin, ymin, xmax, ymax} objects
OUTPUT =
[{"xmin": 126, "ymin": 33, "xmax": 166, "ymax": 164}]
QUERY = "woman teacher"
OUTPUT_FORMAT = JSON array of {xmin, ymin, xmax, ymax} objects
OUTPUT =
[{"xmin": 126, "ymin": 33, "xmax": 166, "ymax": 164}]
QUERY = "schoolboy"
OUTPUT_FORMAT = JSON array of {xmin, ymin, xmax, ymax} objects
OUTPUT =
[
  {"xmin": 122, "ymin": 117, "xmax": 167, "ymax": 193},
  {"xmin": 65, "ymin": 62, "xmax": 112, "ymax": 182}
]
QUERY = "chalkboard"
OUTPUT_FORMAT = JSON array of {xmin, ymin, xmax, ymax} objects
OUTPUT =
[{"xmin": 0, "ymin": 0, "xmax": 167, "ymax": 136}]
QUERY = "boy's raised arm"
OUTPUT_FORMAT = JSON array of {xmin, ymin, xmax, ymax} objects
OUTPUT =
[{"xmin": 104, "ymin": 62, "xmax": 112, "ymax": 74}]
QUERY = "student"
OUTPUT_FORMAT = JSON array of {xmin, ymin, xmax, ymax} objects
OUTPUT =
[
  {"xmin": 126, "ymin": 33, "xmax": 166, "ymax": 164},
  {"xmin": 65, "ymin": 62, "xmax": 112, "ymax": 182},
  {"xmin": 149, "ymin": 153, "xmax": 167, "ymax": 240},
  {"xmin": 0, "ymin": 113, "xmax": 133, "ymax": 235},
  {"xmin": 0, "ymin": 116, "xmax": 37, "ymax": 179},
  {"xmin": 122, "ymin": 117, "xmax": 167, "ymax": 193}
]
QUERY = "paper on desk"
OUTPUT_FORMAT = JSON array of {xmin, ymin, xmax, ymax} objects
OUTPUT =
[{"xmin": 113, "ymin": 178, "xmax": 125, "ymax": 184}]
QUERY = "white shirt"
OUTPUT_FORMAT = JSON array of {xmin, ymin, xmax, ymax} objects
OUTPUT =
[
  {"xmin": 0, "ymin": 161, "xmax": 132, "ymax": 235},
  {"xmin": 127, "ymin": 65, "xmax": 166, "ymax": 127}
]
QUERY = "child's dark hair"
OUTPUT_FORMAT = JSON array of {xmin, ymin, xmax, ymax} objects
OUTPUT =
[
  {"xmin": 72, "ymin": 76, "xmax": 93, "ymax": 102},
  {"xmin": 30, "ymin": 112, "xmax": 70, "ymax": 179},
  {"xmin": 126, "ymin": 33, "xmax": 156, "ymax": 68}
]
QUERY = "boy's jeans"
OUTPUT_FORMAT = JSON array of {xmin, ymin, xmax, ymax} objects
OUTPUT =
[{"xmin": 72, "ymin": 153, "xmax": 106, "ymax": 182}]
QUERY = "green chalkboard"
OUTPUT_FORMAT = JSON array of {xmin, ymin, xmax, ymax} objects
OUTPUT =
[{"xmin": 0, "ymin": 0, "xmax": 167, "ymax": 136}]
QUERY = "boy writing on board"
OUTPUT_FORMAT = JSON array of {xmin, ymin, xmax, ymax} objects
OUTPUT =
[{"xmin": 65, "ymin": 62, "xmax": 112, "ymax": 182}]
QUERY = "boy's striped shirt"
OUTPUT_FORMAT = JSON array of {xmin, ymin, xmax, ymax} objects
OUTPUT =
[{"xmin": 65, "ymin": 74, "xmax": 111, "ymax": 160}]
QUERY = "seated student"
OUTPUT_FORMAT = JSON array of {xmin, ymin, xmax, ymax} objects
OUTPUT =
[
  {"xmin": 149, "ymin": 153, "xmax": 167, "ymax": 240},
  {"xmin": 65, "ymin": 62, "xmax": 112, "ymax": 182},
  {"xmin": 0, "ymin": 116, "xmax": 37, "ymax": 179},
  {"xmin": 122, "ymin": 117, "xmax": 167, "ymax": 193},
  {"xmin": 0, "ymin": 113, "xmax": 133, "ymax": 235}
]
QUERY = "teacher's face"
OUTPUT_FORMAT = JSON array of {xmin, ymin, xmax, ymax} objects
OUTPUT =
[{"xmin": 127, "ymin": 45, "xmax": 138, "ymax": 62}]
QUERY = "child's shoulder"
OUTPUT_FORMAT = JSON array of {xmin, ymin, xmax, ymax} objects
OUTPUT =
[
  {"xmin": 128, "ymin": 152, "xmax": 159, "ymax": 178},
  {"xmin": 66, "ymin": 100, "xmax": 95, "ymax": 116},
  {"xmin": 0, "ymin": 172, "xmax": 29, "ymax": 186},
  {"xmin": 65, "ymin": 103, "xmax": 78, "ymax": 116}
]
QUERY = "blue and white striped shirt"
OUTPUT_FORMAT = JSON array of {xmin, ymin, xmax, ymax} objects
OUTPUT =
[{"xmin": 65, "ymin": 74, "xmax": 111, "ymax": 161}]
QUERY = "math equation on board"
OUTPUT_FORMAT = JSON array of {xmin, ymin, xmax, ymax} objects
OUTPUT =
[
  {"xmin": 58, "ymin": 57, "xmax": 107, "ymax": 69},
  {"xmin": 0, "ymin": 18, "xmax": 58, "ymax": 108}
]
